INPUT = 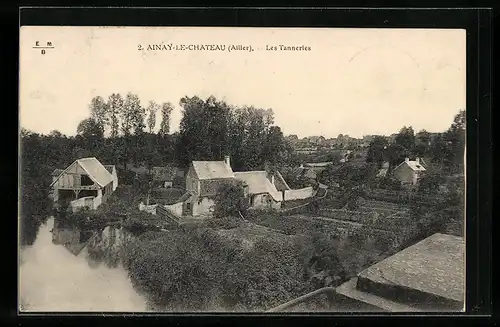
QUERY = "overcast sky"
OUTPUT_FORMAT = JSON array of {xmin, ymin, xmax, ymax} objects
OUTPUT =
[{"xmin": 20, "ymin": 27, "xmax": 465, "ymax": 139}]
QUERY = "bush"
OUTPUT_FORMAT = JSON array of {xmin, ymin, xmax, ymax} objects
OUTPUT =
[
  {"xmin": 205, "ymin": 216, "xmax": 244, "ymax": 229},
  {"xmin": 377, "ymin": 177, "xmax": 402, "ymax": 191},
  {"xmin": 418, "ymin": 174, "xmax": 446, "ymax": 194},
  {"xmin": 122, "ymin": 226, "xmax": 310, "ymax": 311},
  {"xmin": 214, "ymin": 181, "xmax": 249, "ymax": 218},
  {"xmin": 117, "ymin": 168, "xmax": 136, "ymax": 185},
  {"xmin": 123, "ymin": 232, "xmax": 222, "ymax": 311}
]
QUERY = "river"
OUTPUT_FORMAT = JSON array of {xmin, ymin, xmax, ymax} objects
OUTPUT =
[{"xmin": 19, "ymin": 217, "xmax": 148, "ymax": 312}]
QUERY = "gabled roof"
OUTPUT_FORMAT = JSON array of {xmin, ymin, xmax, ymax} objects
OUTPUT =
[
  {"xmin": 50, "ymin": 157, "xmax": 113, "ymax": 188},
  {"xmin": 191, "ymin": 161, "xmax": 234, "ymax": 180},
  {"xmin": 394, "ymin": 159, "xmax": 427, "ymax": 172},
  {"xmin": 234, "ymin": 171, "xmax": 283, "ymax": 201},
  {"xmin": 51, "ymin": 168, "xmax": 64, "ymax": 176},
  {"xmin": 406, "ymin": 161, "xmax": 426, "ymax": 171},
  {"xmin": 103, "ymin": 165, "xmax": 116, "ymax": 174},
  {"xmin": 273, "ymin": 171, "xmax": 291, "ymax": 191}
]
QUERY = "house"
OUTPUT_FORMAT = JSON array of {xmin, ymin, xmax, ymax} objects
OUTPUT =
[
  {"xmin": 181, "ymin": 156, "xmax": 291, "ymax": 217},
  {"xmin": 336, "ymin": 233, "xmax": 464, "ymax": 312},
  {"xmin": 234, "ymin": 171, "xmax": 283, "ymax": 210},
  {"xmin": 50, "ymin": 157, "xmax": 117, "ymax": 211},
  {"xmin": 392, "ymin": 157, "xmax": 427, "ymax": 185},
  {"xmin": 183, "ymin": 156, "xmax": 236, "ymax": 217},
  {"xmin": 104, "ymin": 165, "xmax": 118, "ymax": 191},
  {"xmin": 151, "ymin": 166, "xmax": 178, "ymax": 188}
]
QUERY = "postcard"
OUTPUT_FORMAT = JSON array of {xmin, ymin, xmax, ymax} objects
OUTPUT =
[{"xmin": 19, "ymin": 26, "xmax": 466, "ymax": 313}]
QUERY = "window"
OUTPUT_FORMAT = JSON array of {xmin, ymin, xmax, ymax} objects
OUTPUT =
[
  {"xmin": 186, "ymin": 203, "xmax": 191, "ymax": 210},
  {"xmin": 81, "ymin": 174, "xmax": 93, "ymax": 186}
]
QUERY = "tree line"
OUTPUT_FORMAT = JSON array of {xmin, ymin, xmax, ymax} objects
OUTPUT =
[
  {"xmin": 366, "ymin": 110, "xmax": 466, "ymax": 174},
  {"xmin": 71, "ymin": 93, "xmax": 293, "ymax": 172}
]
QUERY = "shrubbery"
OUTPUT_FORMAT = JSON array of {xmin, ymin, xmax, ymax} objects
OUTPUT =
[
  {"xmin": 122, "ymin": 226, "xmax": 312, "ymax": 311},
  {"xmin": 205, "ymin": 215, "xmax": 244, "ymax": 230},
  {"xmin": 377, "ymin": 176, "xmax": 402, "ymax": 191},
  {"xmin": 116, "ymin": 167, "xmax": 136, "ymax": 185}
]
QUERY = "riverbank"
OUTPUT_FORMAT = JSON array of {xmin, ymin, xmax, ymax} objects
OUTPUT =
[{"xmin": 19, "ymin": 218, "xmax": 148, "ymax": 312}]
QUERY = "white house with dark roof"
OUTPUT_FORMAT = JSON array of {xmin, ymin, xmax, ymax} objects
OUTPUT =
[
  {"xmin": 50, "ymin": 157, "xmax": 117, "ymax": 211},
  {"xmin": 392, "ymin": 157, "xmax": 427, "ymax": 185}
]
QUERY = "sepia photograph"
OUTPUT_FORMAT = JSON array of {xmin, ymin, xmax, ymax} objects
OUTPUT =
[{"xmin": 19, "ymin": 26, "xmax": 466, "ymax": 313}]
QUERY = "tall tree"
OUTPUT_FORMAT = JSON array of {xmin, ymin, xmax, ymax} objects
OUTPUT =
[
  {"xmin": 76, "ymin": 117, "xmax": 104, "ymax": 139},
  {"xmin": 107, "ymin": 93, "xmax": 124, "ymax": 137},
  {"xmin": 121, "ymin": 92, "xmax": 144, "ymax": 136},
  {"xmin": 262, "ymin": 125, "xmax": 285, "ymax": 170},
  {"xmin": 385, "ymin": 143, "xmax": 406, "ymax": 170},
  {"xmin": 394, "ymin": 126, "xmax": 415, "ymax": 154},
  {"xmin": 416, "ymin": 129, "xmax": 431, "ymax": 145},
  {"xmin": 159, "ymin": 102, "xmax": 174, "ymax": 137},
  {"xmin": 147, "ymin": 100, "xmax": 159, "ymax": 134},
  {"xmin": 89, "ymin": 96, "xmax": 109, "ymax": 133},
  {"xmin": 76, "ymin": 118, "xmax": 104, "ymax": 153},
  {"xmin": 177, "ymin": 96, "xmax": 231, "ymax": 166},
  {"xmin": 444, "ymin": 110, "xmax": 466, "ymax": 171},
  {"xmin": 415, "ymin": 129, "xmax": 431, "ymax": 157},
  {"xmin": 366, "ymin": 136, "xmax": 389, "ymax": 166}
]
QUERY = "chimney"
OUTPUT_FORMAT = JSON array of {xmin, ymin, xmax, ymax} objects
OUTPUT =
[
  {"xmin": 405, "ymin": 157, "xmax": 410, "ymax": 163},
  {"xmin": 224, "ymin": 155, "xmax": 231, "ymax": 167}
]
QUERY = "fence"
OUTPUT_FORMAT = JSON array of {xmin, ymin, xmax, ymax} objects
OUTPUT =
[
  {"xmin": 317, "ymin": 209, "xmax": 412, "ymax": 232},
  {"xmin": 138, "ymin": 202, "xmax": 157, "ymax": 215},
  {"xmin": 164, "ymin": 202, "xmax": 183, "ymax": 216},
  {"xmin": 156, "ymin": 205, "xmax": 181, "ymax": 225},
  {"xmin": 70, "ymin": 196, "xmax": 98, "ymax": 212},
  {"xmin": 283, "ymin": 187, "xmax": 314, "ymax": 201},
  {"xmin": 366, "ymin": 188, "xmax": 445, "ymax": 204}
]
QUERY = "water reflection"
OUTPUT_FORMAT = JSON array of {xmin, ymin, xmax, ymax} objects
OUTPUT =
[{"xmin": 19, "ymin": 217, "xmax": 147, "ymax": 312}]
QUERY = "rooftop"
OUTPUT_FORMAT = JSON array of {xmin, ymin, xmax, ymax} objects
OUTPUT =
[
  {"xmin": 234, "ymin": 171, "xmax": 283, "ymax": 201},
  {"xmin": 103, "ymin": 165, "xmax": 115, "ymax": 174},
  {"xmin": 51, "ymin": 157, "xmax": 113, "ymax": 188},
  {"xmin": 51, "ymin": 168, "xmax": 64, "ymax": 176},
  {"xmin": 76, "ymin": 157, "xmax": 114, "ymax": 187},
  {"xmin": 191, "ymin": 161, "xmax": 234, "ymax": 180},
  {"xmin": 400, "ymin": 159, "xmax": 427, "ymax": 172}
]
